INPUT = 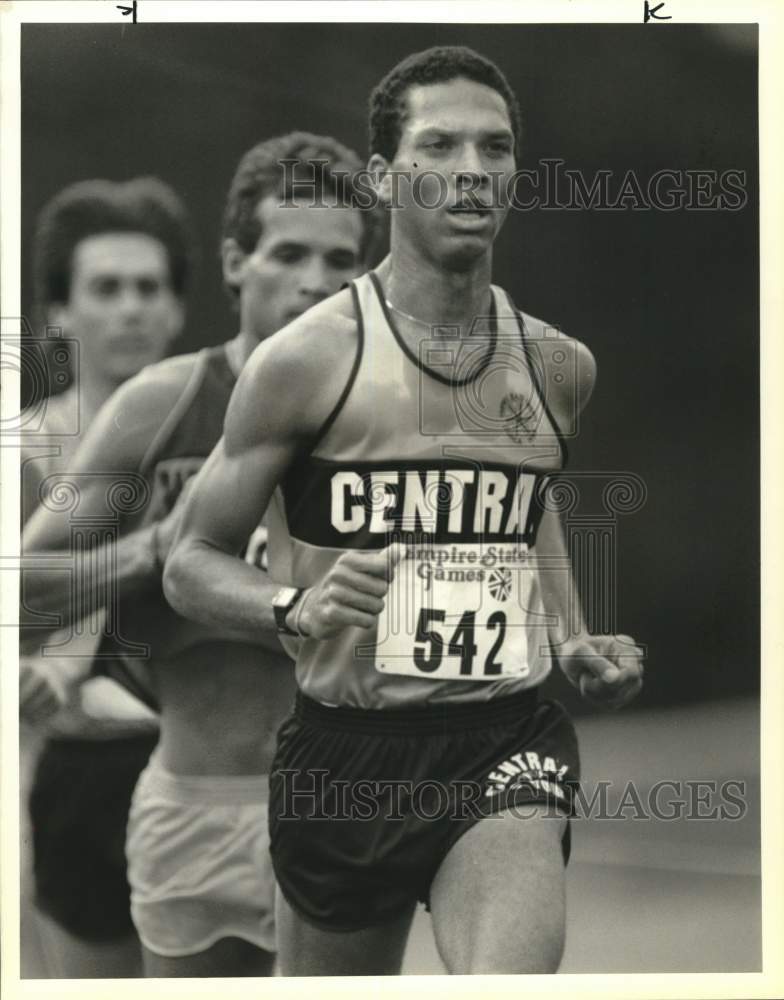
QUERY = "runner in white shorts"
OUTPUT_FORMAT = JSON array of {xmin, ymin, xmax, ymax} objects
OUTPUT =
[
  {"xmin": 27, "ymin": 133, "xmax": 377, "ymax": 976},
  {"xmin": 126, "ymin": 763, "xmax": 276, "ymax": 958}
]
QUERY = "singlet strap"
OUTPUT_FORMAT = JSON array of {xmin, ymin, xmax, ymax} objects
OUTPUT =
[
  {"xmin": 309, "ymin": 281, "xmax": 365, "ymax": 450},
  {"xmin": 502, "ymin": 289, "xmax": 569, "ymax": 467},
  {"xmin": 139, "ymin": 349, "xmax": 209, "ymax": 477}
]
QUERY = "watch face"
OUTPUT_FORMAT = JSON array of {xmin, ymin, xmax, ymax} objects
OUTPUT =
[{"xmin": 273, "ymin": 586, "xmax": 300, "ymax": 609}]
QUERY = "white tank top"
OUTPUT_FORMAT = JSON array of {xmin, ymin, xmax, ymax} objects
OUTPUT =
[{"xmin": 267, "ymin": 271, "xmax": 568, "ymax": 709}]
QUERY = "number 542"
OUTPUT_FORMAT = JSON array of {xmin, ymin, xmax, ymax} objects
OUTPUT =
[{"xmin": 413, "ymin": 607, "xmax": 507, "ymax": 677}]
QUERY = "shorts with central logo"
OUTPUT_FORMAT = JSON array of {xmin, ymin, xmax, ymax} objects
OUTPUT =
[
  {"xmin": 126, "ymin": 753, "xmax": 276, "ymax": 956},
  {"xmin": 269, "ymin": 687, "xmax": 580, "ymax": 932}
]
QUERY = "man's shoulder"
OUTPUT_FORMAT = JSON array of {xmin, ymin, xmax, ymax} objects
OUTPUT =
[
  {"xmin": 274, "ymin": 287, "xmax": 358, "ymax": 357},
  {"xmin": 127, "ymin": 350, "xmax": 203, "ymax": 395},
  {"xmin": 518, "ymin": 308, "xmax": 576, "ymax": 342},
  {"xmin": 20, "ymin": 390, "xmax": 80, "ymax": 485},
  {"xmin": 21, "ymin": 387, "xmax": 77, "ymax": 439},
  {"xmin": 248, "ymin": 288, "xmax": 359, "ymax": 384},
  {"xmin": 75, "ymin": 352, "xmax": 209, "ymax": 471},
  {"xmin": 110, "ymin": 350, "xmax": 205, "ymax": 419},
  {"xmin": 516, "ymin": 310, "xmax": 596, "ymax": 417},
  {"xmin": 228, "ymin": 289, "xmax": 360, "ymax": 445}
]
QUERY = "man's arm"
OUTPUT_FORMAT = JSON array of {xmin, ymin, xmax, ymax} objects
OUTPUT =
[
  {"xmin": 165, "ymin": 295, "xmax": 403, "ymax": 644},
  {"xmin": 163, "ymin": 310, "xmax": 343, "ymax": 637},
  {"xmin": 537, "ymin": 334, "xmax": 644, "ymax": 709},
  {"xmin": 537, "ymin": 509, "xmax": 643, "ymax": 708},
  {"xmin": 537, "ymin": 506, "xmax": 590, "ymax": 652},
  {"xmin": 20, "ymin": 363, "xmax": 189, "ymax": 632},
  {"xmin": 536, "ymin": 332, "xmax": 597, "ymax": 654}
]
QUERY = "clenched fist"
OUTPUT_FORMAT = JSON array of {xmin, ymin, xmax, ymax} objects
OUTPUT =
[
  {"xmin": 294, "ymin": 543, "xmax": 406, "ymax": 640},
  {"xmin": 559, "ymin": 633, "xmax": 644, "ymax": 709}
]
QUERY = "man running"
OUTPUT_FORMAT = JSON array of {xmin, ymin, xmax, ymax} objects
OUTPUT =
[
  {"xmin": 20, "ymin": 177, "xmax": 190, "ymax": 977},
  {"xmin": 165, "ymin": 47, "xmax": 644, "ymax": 975},
  {"xmin": 23, "ymin": 133, "xmax": 375, "ymax": 976}
]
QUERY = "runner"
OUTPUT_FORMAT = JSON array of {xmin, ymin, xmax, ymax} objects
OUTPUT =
[
  {"xmin": 23, "ymin": 134, "xmax": 376, "ymax": 976},
  {"xmin": 20, "ymin": 177, "xmax": 190, "ymax": 977},
  {"xmin": 165, "ymin": 47, "xmax": 644, "ymax": 975}
]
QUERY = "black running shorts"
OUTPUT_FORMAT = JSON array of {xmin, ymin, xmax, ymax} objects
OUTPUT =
[
  {"xmin": 269, "ymin": 688, "xmax": 579, "ymax": 932},
  {"xmin": 29, "ymin": 733, "xmax": 158, "ymax": 942}
]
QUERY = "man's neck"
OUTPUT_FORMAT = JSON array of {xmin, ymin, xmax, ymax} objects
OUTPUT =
[
  {"xmin": 377, "ymin": 244, "xmax": 494, "ymax": 335},
  {"xmin": 226, "ymin": 330, "xmax": 260, "ymax": 376}
]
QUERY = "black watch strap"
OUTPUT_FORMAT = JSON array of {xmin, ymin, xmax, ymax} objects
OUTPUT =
[{"xmin": 273, "ymin": 587, "xmax": 304, "ymax": 637}]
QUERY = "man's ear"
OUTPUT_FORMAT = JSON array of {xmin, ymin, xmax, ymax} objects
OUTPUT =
[
  {"xmin": 367, "ymin": 154, "xmax": 394, "ymax": 209},
  {"xmin": 221, "ymin": 238, "xmax": 248, "ymax": 293}
]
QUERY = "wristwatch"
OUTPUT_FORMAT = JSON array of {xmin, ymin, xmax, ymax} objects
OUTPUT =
[{"xmin": 272, "ymin": 586, "xmax": 304, "ymax": 637}]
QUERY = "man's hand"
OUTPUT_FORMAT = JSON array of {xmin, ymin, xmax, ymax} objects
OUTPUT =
[
  {"xmin": 19, "ymin": 658, "xmax": 69, "ymax": 725},
  {"xmin": 294, "ymin": 543, "xmax": 406, "ymax": 639},
  {"xmin": 559, "ymin": 633, "xmax": 644, "ymax": 709}
]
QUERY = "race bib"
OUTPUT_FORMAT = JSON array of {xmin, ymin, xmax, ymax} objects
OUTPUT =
[{"xmin": 375, "ymin": 543, "xmax": 536, "ymax": 681}]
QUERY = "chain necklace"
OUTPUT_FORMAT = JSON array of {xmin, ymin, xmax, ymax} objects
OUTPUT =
[
  {"xmin": 384, "ymin": 298, "xmax": 436, "ymax": 329},
  {"xmin": 385, "ymin": 295, "xmax": 493, "ymax": 335}
]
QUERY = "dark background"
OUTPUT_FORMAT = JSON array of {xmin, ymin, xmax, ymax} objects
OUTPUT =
[{"xmin": 20, "ymin": 23, "xmax": 759, "ymax": 711}]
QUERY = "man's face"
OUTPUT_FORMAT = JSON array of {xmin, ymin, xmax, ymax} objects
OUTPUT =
[
  {"xmin": 228, "ymin": 195, "xmax": 364, "ymax": 341},
  {"xmin": 378, "ymin": 77, "xmax": 516, "ymax": 269},
  {"xmin": 53, "ymin": 232, "xmax": 183, "ymax": 384}
]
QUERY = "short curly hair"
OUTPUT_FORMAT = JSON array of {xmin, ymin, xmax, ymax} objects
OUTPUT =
[
  {"xmin": 221, "ymin": 132, "xmax": 380, "ymax": 266},
  {"xmin": 369, "ymin": 45, "xmax": 522, "ymax": 161},
  {"xmin": 34, "ymin": 177, "xmax": 193, "ymax": 307}
]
